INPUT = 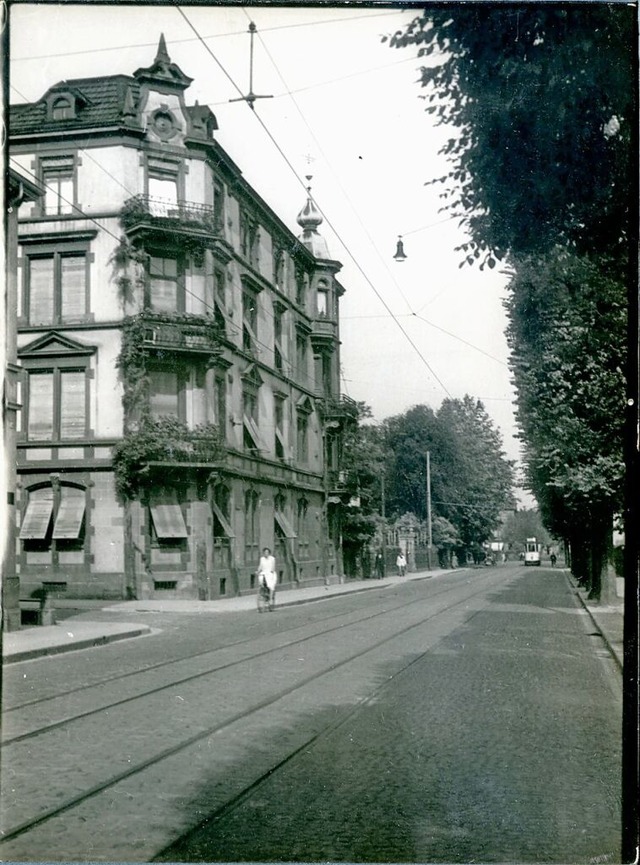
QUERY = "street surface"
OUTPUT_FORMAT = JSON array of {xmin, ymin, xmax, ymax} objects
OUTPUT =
[{"xmin": 0, "ymin": 565, "xmax": 621, "ymax": 862}]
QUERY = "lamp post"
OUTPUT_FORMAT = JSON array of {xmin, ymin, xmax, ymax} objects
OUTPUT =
[{"xmin": 426, "ymin": 452, "xmax": 433, "ymax": 570}]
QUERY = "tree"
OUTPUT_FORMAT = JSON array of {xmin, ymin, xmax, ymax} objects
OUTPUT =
[
  {"xmin": 435, "ymin": 396, "xmax": 515, "ymax": 549},
  {"xmin": 339, "ymin": 403, "xmax": 386, "ymax": 576},
  {"xmin": 385, "ymin": 6, "xmax": 634, "ymax": 272},
  {"xmin": 383, "ymin": 398, "xmax": 515, "ymax": 554},
  {"xmin": 505, "ymin": 249, "xmax": 626, "ymax": 596},
  {"xmin": 500, "ymin": 508, "xmax": 550, "ymax": 556}
]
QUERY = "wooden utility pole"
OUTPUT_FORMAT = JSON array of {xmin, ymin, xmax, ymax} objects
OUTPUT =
[
  {"xmin": 426, "ymin": 452, "xmax": 433, "ymax": 570},
  {"xmin": 381, "ymin": 471, "xmax": 386, "ymax": 578}
]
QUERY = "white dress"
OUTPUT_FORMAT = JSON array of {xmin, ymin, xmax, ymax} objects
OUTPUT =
[{"xmin": 258, "ymin": 555, "xmax": 277, "ymax": 591}]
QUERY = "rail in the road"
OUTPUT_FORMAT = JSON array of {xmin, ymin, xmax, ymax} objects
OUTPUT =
[{"xmin": 0, "ymin": 567, "xmax": 510, "ymax": 857}]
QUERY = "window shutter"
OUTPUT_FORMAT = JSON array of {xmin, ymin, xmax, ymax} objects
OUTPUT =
[
  {"xmin": 60, "ymin": 371, "xmax": 86, "ymax": 439},
  {"xmin": 29, "ymin": 258, "xmax": 55, "ymax": 325},
  {"xmin": 150, "ymin": 503, "xmax": 188, "ymax": 539},
  {"xmin": 28, "ymin": 373, "xmax": 54, "ymax": 440},
  {"xmin": 53, "ymin": 487, "xmax": 85, "ymax": 539},
  {"xmin": 60, "ymin": 255, "xmax": 86, "ymax": 321},
  {"xmin": 20, "ymin": 488, "xmax": 54, "ymax": 539}
]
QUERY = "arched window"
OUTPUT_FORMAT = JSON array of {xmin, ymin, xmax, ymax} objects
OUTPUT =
[
  {"xmin": 20, "ymin": 483, "xmax": 86, "ymax": 556},
  {"xmin": 51, "ymin": 97, "xmax": 74, "ymax": 120}
]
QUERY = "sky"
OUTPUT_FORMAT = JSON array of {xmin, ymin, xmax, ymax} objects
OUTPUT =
[{"xmin": 8, "ymin": 3, "xmax": 528, "ymax": 499}]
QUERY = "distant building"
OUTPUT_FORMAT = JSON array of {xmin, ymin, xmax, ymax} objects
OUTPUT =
[{"xmin": 9, "ymin": 36, "xmax": 356, "ymax": 604}]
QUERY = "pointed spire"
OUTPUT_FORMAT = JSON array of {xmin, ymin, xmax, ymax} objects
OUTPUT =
[{"xmin": 155, "ymin": 33, "xmax": 170, "ymax": 65}]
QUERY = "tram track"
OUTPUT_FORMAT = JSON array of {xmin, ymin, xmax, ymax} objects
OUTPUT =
[
  {"xmin": 2, "ymin": 575, "xmax": 479, "ymax": 744},
  {"xmin": 0, "ymin": 571, "xmax": 504, "ymax": 847}
]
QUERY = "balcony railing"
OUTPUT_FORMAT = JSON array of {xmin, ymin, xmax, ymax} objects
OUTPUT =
[
  {"xmin": 137, "ymin": 311, "xmax": 224, "ymax": 356},
  {"xmin": 323, "ymin": 395, "xmax": 359, "ymax": 423},
  {"xmin": 121, "ymin": 195, "xmax": 225, "ymax": 236}
]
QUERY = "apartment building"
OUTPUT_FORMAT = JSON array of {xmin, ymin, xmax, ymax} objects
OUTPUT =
[{"xmin": 9, "ymin": 36, "xmax": 356, "ymax": 603}]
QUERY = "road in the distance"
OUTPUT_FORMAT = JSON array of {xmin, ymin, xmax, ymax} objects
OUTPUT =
[{"xmin": 1, "ymin": 565, "xmax": 621, "ymax": 863}]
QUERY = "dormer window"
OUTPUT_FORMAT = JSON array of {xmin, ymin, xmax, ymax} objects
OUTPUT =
[
  {"xmin": 45, "ymin": 87, "xmax": 89, "ymax": 122},
  {"xmin": 52, "ymin": 97, "xmax": 73, "ymax": 120}
]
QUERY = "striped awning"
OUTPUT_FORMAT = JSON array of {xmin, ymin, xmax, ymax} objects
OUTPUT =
[
  {"xmin": 150, "ymin": 503, "xmax": 188, "ymax": 539},
  {"xmin": 53, "ymin": 489, "xmax": 85, "ymax": 539},
  {"xmin": 20, "ymin": 492, "xmax": 54, "ymax": 539}
]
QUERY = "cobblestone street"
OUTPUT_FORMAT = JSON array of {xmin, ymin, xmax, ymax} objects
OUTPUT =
[{"xmin": 1, "ymin": 567, "xmax": 622, "ymax": 862}]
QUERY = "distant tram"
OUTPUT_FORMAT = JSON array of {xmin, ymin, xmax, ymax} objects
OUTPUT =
[{"xmin": 524, "ymin": 537, "xmax": 541, "ymax": 566}]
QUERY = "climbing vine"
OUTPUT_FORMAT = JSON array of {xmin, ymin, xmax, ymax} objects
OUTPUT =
[
  {"xmin": 109, "ymin": 236, "xmax": 147, "ymax": 310},
  {"xmin": 113, "ymin": 416, "xmax": 222, "ymax": 500}
]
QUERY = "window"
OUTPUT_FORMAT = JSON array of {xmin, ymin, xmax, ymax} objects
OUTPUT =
[
  {"xmin": 26, "ymin": 369, "xmax": 87, "ymax": 441},
  {"xmin": 21, "ymin": 484, "xmax": 86, "ymax": 557},
  {"xmin": 321, "ymin": 353, "xmax": 333, "ymax": 397},
  {"xmin": 296, "ymin": 334, "xmax": 307, "ymax": 384},
  {"xmin": 243, "ymin": 388, "xmax": 261, "ymax": 452},
  {"xmin": 148, "ymin": 157, "xmax": 179, "ymax": 214},
  {"xmin": 215, "ymin": 372, "xmax": 226, "ymax": 438},
  {"xmin": 40, "ymin": 156, "xmax": 75, "ymax": 216},
  {"xmin": 295, "ymin": 267, "xmax": 307, "ymax": 307},
  {"xmin": 149, "ymin": 492, "xmax": 188, "ymax": 551},
  {"xmin": 51, "ymin": 97, "xmax": 73, "ymax": 121},
  {"xmin": 147, "ymin": 255, "xmax": 181, "ymax": 312},
  {"xmin": 273, "ymin": 246, "xmax": 285, "ymax": 289},
  {"xmin": 273, "ymin": 305, "xmax": 285, "ymax": 372},
  {"xmin": 148, "ymin": 369, "xmax": 181, "ymax": 419},
  {"xmin": 317, "ymin": 280, "xmax": 330, "ymax": 317},
  {"xmin": 213, "ymin": 179, "xmax": 225, "ymax": 230},
  {"xmin": 297, "ymin": 414, "xmax": 308, "ymax": 463},
  {"xmin": 244, "ymin": 488, "xmax": 259, "ymax": 563},
  {"xmin": 240, "ymin": 210, "xmax": 259, "ymax": 267},
  {"xmin": 274, "ymin": 395, "xmax": 286, "ymax": 461},
  {"xmin": 213, "ymin": 269, "xmax": 227, "ymax": 332},
  {"xmin": 297, "ymin": 497, "xmax": 309, "ymax": 559},
  {"xmin": 26, "ymin": 251, "xmax": 87, "ymax": 325},
  {"xmin": 242, "ymin": 289, "xmax": 258, "ymax": 354}
]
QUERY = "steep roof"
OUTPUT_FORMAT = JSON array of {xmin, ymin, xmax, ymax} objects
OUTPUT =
[{"xmin": 9, "ymin": 75, "xmax": 140, "ymax": 136}]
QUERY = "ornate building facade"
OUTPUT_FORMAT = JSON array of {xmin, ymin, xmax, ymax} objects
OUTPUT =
[{"xmin": 9, "ymin": 36, "xmax": 355, "ymax": 604}]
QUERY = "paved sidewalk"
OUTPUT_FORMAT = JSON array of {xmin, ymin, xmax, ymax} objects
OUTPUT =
[
  {"xmin": 2, "ymin": 569, "xmax": 453, "ymax": 664},
  {"xmin": 567, "ymin": 572, "xmax": 624, "ymax": 671}
]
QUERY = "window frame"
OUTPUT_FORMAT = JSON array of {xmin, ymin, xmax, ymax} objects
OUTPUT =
[
  {"xmin": 21, "ymin": 237, "xmax": 92, "ymax": 327},
  {"xmin": 39, "ymin": 154, "xmax": 78, "ymax": 217},
  {"xmin": 22, "ymin": 361, "xmax": 90, "ymax": 443},
  {"xmin": 144, "ymin": 251, "xmax": 185, "ymax": 313},
  {"xmin": 21, "ymin": 482, "xmax": 88, "ymax": 562},
  {"xmin": 147, "ymin": 364, "xmax": 187, "ymax": 422},
  {"xmin": 145, "ymin": 155, "xmax": 183, "ymax": 214}
]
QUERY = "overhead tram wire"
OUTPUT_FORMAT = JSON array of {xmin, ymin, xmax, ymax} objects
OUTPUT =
[
  {"xmin": 248, "ymin": 7, "xmax": 413, "ymax": 313},
  {"xmin": 174, "ymin": 5, "xmax": 451, "ymax": 398},
  {"xmin": 10, "ymin": 10, "xmax": 402, "ymax": 63}
]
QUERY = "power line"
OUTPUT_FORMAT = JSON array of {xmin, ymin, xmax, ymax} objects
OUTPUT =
[
  {"xmin": 172, "ymin": 6, "xmax": 449, "ymax": 396},
  {"xmin": 249, "ymin": 10, "xmax": 414, "ymax": 315},
  {"xmin": 10, "ymin": 10, "xmax": 402, "ymax": 63},
  {"xmin": 8, "ymin": 157, "xmax": 321, "ymax": 394}
]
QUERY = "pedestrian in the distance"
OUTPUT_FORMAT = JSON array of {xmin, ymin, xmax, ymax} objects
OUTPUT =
[
  {"xmin": 257, "ymin": 547, "xmax": 277, "ymax": 609},
  {"xmin": 550, "ymin": 552, "xmax": 557, "ymax": 568},
  {"xmin": 375, "ymin": 550, "xmax": 385, "ymax": 579},
  {"xmin": 396, "ymin": 551, "xmax": 406, "ymax": 577}
]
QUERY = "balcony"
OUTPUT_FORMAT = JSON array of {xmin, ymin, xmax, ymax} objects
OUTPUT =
[
  {"xmin": 121, "ymin": 196, "xmax": 230, "ymax": 259},
  {"xmin": 135, "ymin": 311, "xmax": 224, "ymax": 357},
  {"xmin": 322, "ymin": 395, "xmax": 359, "ymax": 426},
  {"xmin": 310, "ymin": 316, "xmax": 338, "ymax": 351}
]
